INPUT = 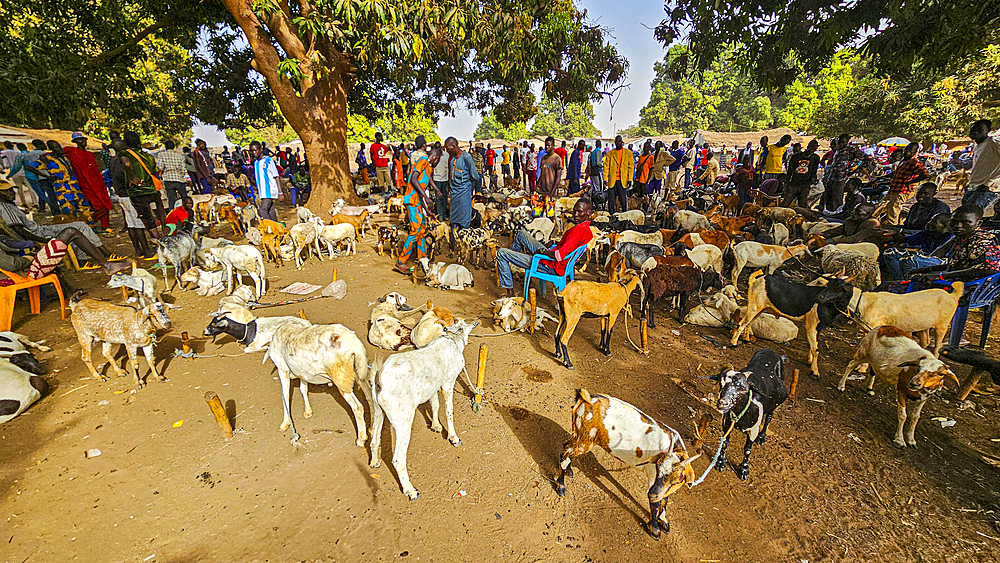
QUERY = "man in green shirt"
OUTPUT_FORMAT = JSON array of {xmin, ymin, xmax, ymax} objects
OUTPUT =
[{"xmin": 120, "ymin": 131, "xmax": 167, "ymax": 239}]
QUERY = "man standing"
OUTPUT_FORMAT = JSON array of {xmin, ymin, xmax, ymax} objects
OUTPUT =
[
  {"xmin": 589, "ymin": 139, "xmax": 605, "ymax": 196},
  {"xmin": 511, "ymin": 142, "xmax": 521, "ymax": 186},
  {"xmin": 501, "ymin": 145, "xmax": 512, "ymax": 182},
  {"xmin": 355, "ymin": 143, "xmax": 369, "ymax": 184},
  {"xmin": 782, "ymin": 139, "xmax": 820, "ymax": 208},
  {"xmin": 737, "ymin": 141, "xmax": 754, "ymax": 166},
  {"xmin": 395, "ymin": 136, "xmax": 438, "ymax": 274},
  {"xmin": 370, "ymin": 132, "xmax": 390, "ymax": 190},
  {"xmin": 970, "ymin": 119, "xmax": 1000, "ymax": 189},
  {"xmin": 445, "ymin": 137, "xmax": 480, "ymax": 232},
  {"xmin": 520, "ymin": 141, "xmax": 530, "ymax": 187},
  {"xmin": 650, "ymin": 141, "xmax": 674, "ymax": 196},
  {"xmin": 667, "ymin": 140, "xmax": 684, "ymax": 189},
  {"xmin": 567, "ymin": 140, "xmax": 585, "ymax": 196},
  {"xmin": 221, "ymin": 146, "xmax": 232, "ymax": 166},
  {"xmin": 495, "ymin": 199, "xmax": 594, "ymax": 297},
  {"xmin": 825, "ymin": 133, "xmax": 873, "ymax": 213},
  {"xmin": 191, "ymin": 139, "xmax": 217, "ymax": 195},
  {"xmin": 733, "ymin": 156, "xmax": 755, "ymax": 211},
  {"xmin": 534, "ymin": 137, "xmax": 563, "ymax": 218},
  {"xmin": 763, "ymin": 134, "xmax": 791, "ymax": 192},
  {"xmin": 683, "ymin": 140, "xmax": 696, "ymax": 188},
  {"xmin": 121, "ymin": 131, "xmax": 166, "ymax": 239},
  {"xmin": 431, "ymin": 140, "xmax": 450, "ymax": 218},
  {"xmin": 485, "ymin": 143, "xmax": 497, "ymax": 191},
  {"xmin": 555, "ymin": 140, "xmax": 568, "ymax": 167},
  {"xmin": 881, "ymin": 142, "xmax": 929, "ymax": 226},
  {"xmin": 155, "ymin": 140, "xmax": 189, "ymax": 210},
  {"xmin": 63, "ymin": 132, "xmax": 113, "ymax": 230},
  {"xmin": 604, "ymin": 135, "xmax": 634, "ymax": 213},
  {"xmin": 695, "ymin": 150, "xmax": 719, "ymax": 186},
  {"xmin": 525, "ymin": 144, "xmax": 538, "ymax": 193},
  {"xmin": 250, "ymin": 141, "xmax": 280, "ymax": 221}
]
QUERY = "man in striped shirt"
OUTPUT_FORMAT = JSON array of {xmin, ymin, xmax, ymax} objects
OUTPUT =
[
  {"xmin": 155, "ymin": 140, "xmax": 189, "ymax": 209},
  {"xmin": 250, "ymin": 140, "xmax": 280, "ymax": 221}
]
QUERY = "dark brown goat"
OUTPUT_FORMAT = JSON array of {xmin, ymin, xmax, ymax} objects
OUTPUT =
[{"xmin": 641, "ymin": 264, "xmax": 723, "ymax": 327}]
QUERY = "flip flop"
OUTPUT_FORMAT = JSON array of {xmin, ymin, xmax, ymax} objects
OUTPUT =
[
  {"xmin": 107, "ymin": 253, "xmax": 128, "ymax": 262},
  {"xmin": 393, "ymin": 263, "xmax": 412, "ymax": 275},
  {"xmin": 80, "ymin": 262, "xmax": 101, "ymax": 271},
  {"xmin": 143, "ymin": 254, "xmax": 160, "ymax": 261}
]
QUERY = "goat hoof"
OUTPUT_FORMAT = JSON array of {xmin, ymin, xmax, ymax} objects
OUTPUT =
[
  {"xmin": 906, "ymin": 439, "xmax": 917, "ymax": 448},
  {"xmin": 369, "ymin": 459, "xmax": 381, "ymax": 469},
  {"xmin": 430, "ymin": 423, "xmax": 443, "ymax": 433},
  {"xmin": 714, "ymin": 458, "xmax": 726, "ymax": 472},
  {"xmin": 892, "ymin": 439, "xmax": 906, "ymax": 449},
  {"xmin": 279, "ymin": 421, "xmax": 291, "ymax": 432},
  {"xmin": 563, "ymin": 361, "xmax": 575, "ymax": 370},
  {"xmin": 405, "ymin": 490, "xmax": 420, "ymax": 501},
  {"xmin": 736, "ymin": 464, "xmax": 750, "ymax": 480},
  {"xmin": 555, "ymin": 483, "xmax": 566, "ymax": 496},
  {"xmin": 807, "ymin": 371, "xmax": 820, "ymax": 380},
  {"xmin": 867, "ymin": 389, "xmax": 875, "ymax": 397},
  {"xmin": 303, "ymin": 409, "xmax": 313, "ymax": 419},
  {"xmin": 449, "ymin": 437, "xmax": 463, "ymax": 447},
  {"xmin": 754, "ymin": 433, "xmax": 767, "ymax": 446}
]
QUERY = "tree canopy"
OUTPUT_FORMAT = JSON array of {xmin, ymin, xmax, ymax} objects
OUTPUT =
[
  {"xmin": 654, "ymin": 0, "xmax": 1000, "ymax": 90},
  {"xmin": 529, "ymin": 94, "xmax": 601, "ymax": 138}
]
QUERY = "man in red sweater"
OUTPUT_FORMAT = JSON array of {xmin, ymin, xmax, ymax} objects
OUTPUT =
[
  {"xmin": 63, "ymin": 132, "xmax": 113, "ymax": 230},
  {"xmin": 370, "ymin": 132, "xmax": 390, "ymax": 190},
  {"xmin": 495, "ymin": 198, "xmax": 594, "ymax": 297},
  {"xmin": 554, "ymin": 140, "xmax": 568, "ymax": 167}
]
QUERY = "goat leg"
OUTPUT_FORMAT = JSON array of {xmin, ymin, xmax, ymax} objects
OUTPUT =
[
  {"xmin": 714, "ymin": 434, "xmax": 730, "ymax": 472},
  {"xmin": 142, "ymin": 344, "xmax": 165, "ymax": 383},
  {"xmin": 647, "ymin": 470, "xmax": 671, "ymax": 540},
  {"xmin": 644, "ymin": 294, "xmax": 656, "ymax": 329},
  {"xmin": 603, "ymin": 323, "xmax": 615, "ymax": 357},
  {"xmin": 736, "ymin": 433, "xmax": 754, "ymax": 480},
  {"xmin": 754, "ymin": 412, "xmax": 773, "ymax": 445},
  {"xmin": 556, "ymin": 442, "xmax": 580, "ymax": 496},
  {"xmin": 561, "ymin": 341, "xmax": 574, "ymax": 370}
]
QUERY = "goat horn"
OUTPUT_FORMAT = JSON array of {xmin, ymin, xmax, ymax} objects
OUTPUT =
[{"xmin": 679, "ymin": 453, "xmax": 702, "ymax": 468}]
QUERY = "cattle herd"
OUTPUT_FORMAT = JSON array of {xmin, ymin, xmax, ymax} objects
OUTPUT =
[{"xmin": 0, "ymin": 181, "xmax": 993, "ymax": 542}]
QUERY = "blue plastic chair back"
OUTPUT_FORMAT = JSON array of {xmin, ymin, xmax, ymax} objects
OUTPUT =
[
  {"xmin": 523, "ymin": 244, "xmax": 589, "ymax": 301},
  {"xmin": 909, "ymin": 272, "xmax": 1000, "ymax": 347},
  {"xmin": 964, "ymin": 272, "xmax": 1000, "ymax": 309}
]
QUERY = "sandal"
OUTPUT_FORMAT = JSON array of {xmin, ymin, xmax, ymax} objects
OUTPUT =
[
  {"xmin": 107, "ymin": 253, "xmax": 127, "ymax": 262},
  {"xmin": 80, "ymin": 261, "xmax": 101, "ymax": 271},
  {"xmin": 393, "ymin": 263, "xmax": 412, "ymax": 275}
]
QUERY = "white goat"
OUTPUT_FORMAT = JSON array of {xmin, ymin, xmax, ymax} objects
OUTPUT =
[
  {"xmin": 418, "ymin": 258, "xmax": 474, "ymax": 290},
  {"xmin": 410, "ymin": 307, "xmax": 455, "ymax": 348},
  {"xmin": 318, "ymin": 223, "xmax": 357, "ymax": 256},
  {"xmin": 180, "ymin": 266, "xmax": 226, "ymax": 296},
  {"xmin": 203, "ymin": 245, "xmax": 267, "ymax": 298},
  {"xmin": 289, "ymin": 219, "xmax": 323, "ymax": 268},
  {"xmin": 685, "ymin": 244, "xmax": 723, "ymax": 274},
  {"xmin": 368, "ymin": 319, "xmax": 479, "ymax": 500},
  {"xmin": 672, "ymin": 210, "xmax": 711, "ymax": 231}
]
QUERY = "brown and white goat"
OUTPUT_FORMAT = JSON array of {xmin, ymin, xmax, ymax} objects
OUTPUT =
[
  {"xmin": 844, "ymin": 283, "xmax": 963, "ymax": 357},
  {"xmin": 69, "ymin": 296, "xmax": 173, "ymax": 390},
  {"xmin": 556, "ymin": 389, "xmax": 703, "ymax": 539},
  {"xmin": 554, "ymin": 271, "xmax": 642, "ymax": 369},
  {"xmin": 837, "ymin": 326, "xmax": 959, "ymax": 447}
]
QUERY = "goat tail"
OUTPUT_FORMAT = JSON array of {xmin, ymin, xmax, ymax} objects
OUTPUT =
[
  {"xmin": 577, "ymin": 388, "xmax": 594, "ymax": 405},
  {"xmin": 950, "ymin": 281, "xmax": 965, "ymax": 300}
]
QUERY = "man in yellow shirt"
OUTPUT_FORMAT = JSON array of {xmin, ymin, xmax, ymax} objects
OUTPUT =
[
  {"xmin": 763, "ymin": 134, "xmax": 792, "ymax": 191},
  {"xmin": 603, "ymin": 135, "xmax": 633, "ymax": 213},
  {"xmin": 501, "ymin": 145, "xmax": 512, "ymax": 180}
]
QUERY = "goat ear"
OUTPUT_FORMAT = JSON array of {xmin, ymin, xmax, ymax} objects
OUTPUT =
[{"xmin": 897, "ymin": 360, "xmax": 920, "ymax": 369}]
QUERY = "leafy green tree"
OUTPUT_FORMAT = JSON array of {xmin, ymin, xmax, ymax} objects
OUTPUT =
[
  {"xmin": 474, "ymin": 112, "xmax": 529, "ymax": 140},
  {"xmin": 530, "ymin": 94, "xmax": 601, "ymax": 138},
  {"xmin": 225, "ymin": 119, "xmax": 299, "ymax": 148},
  {"xmin": 349, "ymin": 104, "xmax": 440, "ymax": 144},
  {"xmin": 654, "ymin": 1, "xmax": 1000, "ymax": 89}
]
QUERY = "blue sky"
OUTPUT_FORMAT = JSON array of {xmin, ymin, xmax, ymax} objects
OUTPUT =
[{"xmin": 193, "ymin": 1, "xmax": 667, "ymax": 144}]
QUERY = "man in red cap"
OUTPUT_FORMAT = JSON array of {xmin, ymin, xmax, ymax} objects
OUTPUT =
[{"xmin": 63, "ymin": 132, "xmax": 113, "ymax": 231}]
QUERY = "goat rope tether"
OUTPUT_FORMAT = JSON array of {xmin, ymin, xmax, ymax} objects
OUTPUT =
[{"xmin": 691, "ymin": 390, "xmax": 754, "ymax": 487}]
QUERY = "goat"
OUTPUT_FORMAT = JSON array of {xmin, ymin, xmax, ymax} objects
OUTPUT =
[
  {"xmin": 685, "ymin": 244, "xmax": 724, "ymax": 274},
  {"xmin": 368, "ymin": 319, "xmax": 479, "ymax": 499},
  {"xmin": 844, "ymin": 283, "xmax": 963, "ymax": 357},
  {"xmin": 107, "ymin": 270, "xmax": 158, "ymax": 304},
  {"xmin": 820, "ymin": 248, "xmax": 880, "ymax": 291},
  {"xmin": 0, "ymin": 358, "xmax": 49, "ymax": 424},
  {"xmin": 289, "ymin": 219, "xmax": 324, "ymax": 268},
  {"xmin": 195, "ymin": 236, "xmax": 234, "ymax": 268},
  {"xmin": 712, "ymin": 215, "xmax": 754, "ymax": 236},
  {"xmin": 710, "ymin": 349, "xmax": 788, "ymax": 480},
  {"xmin": 179, "ymin": 266, "xmax": 226, "ymax": 296},
  {"xmin": 202, "ymin": 245, "xmax": 267, "ymax": 298},
  {"xmin": 612, "ymin": 242, "xmax": 664, "ymax": 270},
  {"xmin": 731, "ymin": 271, "xmax": 855, "ymax": 379},
  {"xmin": 837, "ymin": 326, "xmax": 959, "ymax": 447},
  {"xmin": 376, "ymin": 225, "xmax": 399, "ymax": 257},
  {"xmin": 672, "ymin": 210, "xmax": 711, "ymax": 231},
  {"xmin": 642, "ymin": 264, "xmax": 724, "ymax": 326},
  {"xmin": 678, "ymin": 230, "xmax": 730, "ymax": 252},
  {"xmin": 69, "ymin": 295, "xmax": 173, "ymax": 390},
  {"xmin": 613, "ymin": 210, "xmax": 645, "ymax": 225},
  {"xmin": 318, "ymin": 223, "xmax": 358, "ymax": 256},
  {"xmin": 265, "ymin": 323, "xmax": 369, "ymax": 446},
  {"xmin": 296, "ymin": 205, "xmax": 318, "ymax": 224},
  {"xmin": 554, "ymin": 271, "xmax": 642, "ymax": 369},
  {"xmin": 490, "ymin": 297, "xmax": 555, "ymax": 332},
  {"xmin": 525, "ymin": 217, "xmax": 555, "ymax": 243},
  {"xmin": 218, "ymin": 204, "xmax": 244, "ymax": 236},
  {"xmin": 154, "ymin": 229, "xmax": 199, "ymax": 290},
  {"xmin": 237, "ymin": 203, "xmax": 258, "ymax": 232},
  {"xmin": 556, "ymin": 389, "xmax": 703, "ymax": 539},
  {"xmin": 455, "ymin": 227, "xmax": 493, "ymax": 269},
  {"xmin": 203, "ymin": 305, "xmax": 310, "ymax": 353},
  {"xmin": 808, "ymin": 236, "xmax": 880, "ymax": 262},
  {"xmin": 732, "ymin": 241, "xmax": 809, "ymax": 285},
  {"xmin": 246, "ymin": 226, "xmax": 262, "ymax": 247},
  {"xmin": 329, "ymin": 209, "xmax": 370, "ymax": 238},
  {"xmin": 684, "ymin": 292, "xmax": 741, "ymax": 327},
  {"xmin": 368, "ymin": 293, "xmax": 416, "ymax": 351},
  {"xmin": 0, "ymin": 331, "xmax": 51, "ymax": 375},
  {"xmin": 410, "ymin": 307, "xmax": 456, "ymax": 348},
  {"xmin": 417, "ymin": 258, "xmax": 474, "ymax": 290},
  {"xmin": 216, "ymin": 285, "xmax": 257, "ymax": 313}
]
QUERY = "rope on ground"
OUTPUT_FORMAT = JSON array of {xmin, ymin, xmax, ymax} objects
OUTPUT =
[
  {"xmin": 462, "ymin": 367, "xmax": 486, "ymax": 396},
  {"xmin": 621, "ymin": 303, "xmax": 645, "ymax": 353}
]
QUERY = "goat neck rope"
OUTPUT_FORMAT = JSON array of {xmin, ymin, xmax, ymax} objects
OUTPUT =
[
  {"xmin": 839, "ymin": 290, "xmax": 875, "ymax": 332},
  {"xmin": 691, "ymin": 390, "xmax": 756, "ymax": 488},
  {"xmin": 238, "ymin": 320, "xmax": 257, "ymax": 346}
]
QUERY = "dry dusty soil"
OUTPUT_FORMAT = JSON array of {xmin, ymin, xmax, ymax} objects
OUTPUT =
[{"xmin": 2, "ymin": 202, "xmax": 999, "ymax": 563}]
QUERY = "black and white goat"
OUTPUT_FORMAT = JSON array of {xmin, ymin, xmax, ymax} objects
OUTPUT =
[{"xmin": 709, "ymin": 349, "xmax": 788, "ymax": 480}]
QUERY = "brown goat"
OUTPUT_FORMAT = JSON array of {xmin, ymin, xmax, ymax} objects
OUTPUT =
[
  {"xmin": 329, "ymin": 210, "xmax": 370, "ymax": 238},
  {"xmin": 554, "ymin": 271, "xmax": 642, "ymax": 369}
]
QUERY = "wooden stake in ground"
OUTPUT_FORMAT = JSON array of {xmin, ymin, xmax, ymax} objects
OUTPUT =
[
  {"xmin": 473, "ymin": 344, "xmax": 487, "ymax": 413},
  {"xmin": 640, "ymin": 322, "xmax": 648, "ymax": 354},
  {"xmin": 789, "ymin": 368, "xmax": 800, "ymax": 400},
  {"xmin": 204, "ymin": 391, "xmax": 233, "ymax": 438},
  {"xmin": 181, "ymin": 332, "xmax": 191, "ymax": 355},
  {"xmin": 331, "ymin": 269, "xmax": 337, "ymax": 283},
  {"xmin": 298, "ymin": 309, "xmax": 308, "ymax": 320},
  {"xmin": 529, "ymin": 288, "xmax": 537, "ymax": 334}
]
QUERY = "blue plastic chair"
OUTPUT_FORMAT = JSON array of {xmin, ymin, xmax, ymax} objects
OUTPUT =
[
  {"xmin": 523, "ymin": 245, "xmax": 589, "ymax": 301},
  {"xmin": 909, "ymin": 272, "xmax": 1000, "ymax": 347}
]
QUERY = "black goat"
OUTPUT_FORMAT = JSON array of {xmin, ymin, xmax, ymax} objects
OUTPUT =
[{"xmin": 710, "ymin": 349, "xmax": 788, "ymax": 480}]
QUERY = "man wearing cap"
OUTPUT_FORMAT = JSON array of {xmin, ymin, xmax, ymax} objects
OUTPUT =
[
  {"xmin": 395, "ymin": 136, "xmax": 438, "ymax": 274},
  {"xmin": 64, "ymin": 132, "xmax": 113, "ymax": 230},
  {"xmin": 370, "ymin": 132, "xmax": 390, "ymax": 190},
  {"xmin": 0, "ymin": 180, "xmax": 127, "ymax": 272}
]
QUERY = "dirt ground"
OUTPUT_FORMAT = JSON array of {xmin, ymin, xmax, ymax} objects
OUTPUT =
[{"xmin": 2, "ymin": 191, "xmax": 1000, "ymax": 563}]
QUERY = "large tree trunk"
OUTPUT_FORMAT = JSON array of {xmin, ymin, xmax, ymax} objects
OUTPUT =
[{"xmin": 220, "ymin": 0, "xmax": 360, "ymax": 216}]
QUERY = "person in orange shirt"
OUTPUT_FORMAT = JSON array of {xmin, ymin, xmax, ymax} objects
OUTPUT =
[
  {"xmin": 392, "ymin": 146, "xmax": 405, "ymax": 191},
  {"xmin": 634, "ymin": 141, "xmax": 654, "ymax": 197}
]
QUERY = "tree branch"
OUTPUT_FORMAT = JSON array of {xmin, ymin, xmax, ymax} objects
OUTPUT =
[{"xmin": 85, "ymin": 6, "xmax": 183, "ymax": 69}]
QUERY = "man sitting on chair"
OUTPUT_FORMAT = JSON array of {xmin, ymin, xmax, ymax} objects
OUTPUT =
[{"xmin": 495, "ymin": 198, "xmax": 594, "ymax": 298}]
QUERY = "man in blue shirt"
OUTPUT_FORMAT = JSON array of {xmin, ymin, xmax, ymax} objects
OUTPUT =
[
  {"xmin": 566, "ymin": 140, "xmax": 585, "ymax": 195},
  {"xmin": 589, "ymin": 140, "xmax": 604, "ymax": 195},
  {"xmin": 668, "ymin": 140, "xmax": 685, "ymax": 190},
  {"xmin": 445, "ymin": 136, "xmax": 481, "ymax": 232}
]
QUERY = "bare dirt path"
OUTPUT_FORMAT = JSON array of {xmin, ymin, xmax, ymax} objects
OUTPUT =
[{"xmin": 2, "ymin": 204, "xmax": 999, "ymax": 563}]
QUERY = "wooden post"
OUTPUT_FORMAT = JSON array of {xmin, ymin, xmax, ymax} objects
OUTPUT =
[
  {"xmin": 473, "ymin": 344, "xmax": 488, "ymax": 413},
  {"xmin": 528, "ymin": 288, "xmax": 537, "ymax": 334},
  {"xmin": 789, "ymin": 369, "xmax": 800, "ymax": 400},
  {"xmin": 181, "ymin": 332, "xmax": 191, "ymax": 355},
  {"xmin": 332, "ymin": 269, "xmax": 337, "ymax": 283},
  {"xmin": 121, "ymin": 286, "xmax": 129, "ymax": 301},
  {"xmin": 204, "ymin": 391, "xmax": 233, "ymax": 438},
  {"xmin": 426, "ymin": 299, "xmax": 432, "ymax": 311},
  {"xmin": 640, "ymin": 322, "xmax": 648, "ymax": 354},
  {"xmin": 298, "ymin": 309, "xmax": 307, "ymax": 320}
]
